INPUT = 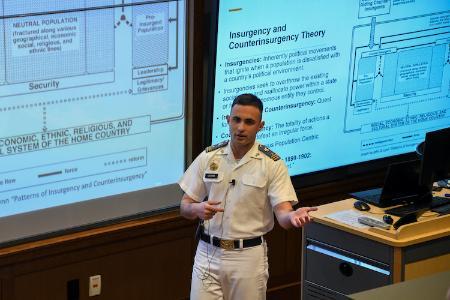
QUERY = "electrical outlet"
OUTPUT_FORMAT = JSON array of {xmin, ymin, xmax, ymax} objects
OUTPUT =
[{"xmin": 89, "ymin": 275, "xmax": 101, "ymax": 296}]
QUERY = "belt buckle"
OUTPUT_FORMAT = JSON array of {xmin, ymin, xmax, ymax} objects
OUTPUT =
[{"xmin": 220, "ymin": 239, "xmax": 234, "ymax": 250}]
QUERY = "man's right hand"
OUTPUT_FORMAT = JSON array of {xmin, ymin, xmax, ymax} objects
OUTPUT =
[
  {"xmin": 194, "ymin": 200, "xmax": 224, "ymax": 220},
  {"xmin": 180, "ymin": 194, "xmax": 224, "ymax": 220}
]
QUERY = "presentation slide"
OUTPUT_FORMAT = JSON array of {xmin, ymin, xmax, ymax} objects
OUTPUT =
[
  {"xmin": 0, "ymin": 0, "xmax": 185, "ymax": 231},
  {"xmin": 211, "ymin": 0, "xmax": 450, "ymax": 176}
]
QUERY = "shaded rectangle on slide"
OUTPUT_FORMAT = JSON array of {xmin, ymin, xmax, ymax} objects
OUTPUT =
[
  {"xmin": 382, "ymin": 45, "xmax": 446, "ymax": 97},
  {"xmin": 133, "ymin": 2, "xmax": 169, "ymax": 68},
  {"xmin": 355, "ymin": 56, "xmax": 377, "ymax": 102},
  {"xmin": 1, "ymin": 0, "xmax": 114, "ymax": 84}
]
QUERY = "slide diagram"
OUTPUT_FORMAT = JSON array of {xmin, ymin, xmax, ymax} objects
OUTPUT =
[
  {"xmin": 132, "ymin": 0, "xmax": 181, "ymax": 98},
  {"xmin": 0, "ymin": 0, "xmax": 186, "ymax": 218},
  {"xmin": 0, "ymin": 0, "xmax": 182, "ymax": 114},
  {"xmin": 0, "ymin": 1, "xmax": 115, "ymax": 95},
  {"xmin": 345, "ymin": 2, "xmax": 450, "ymax": 151}
]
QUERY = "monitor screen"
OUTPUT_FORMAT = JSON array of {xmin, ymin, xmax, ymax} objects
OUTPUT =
[
  {"xmin": 0, "ymin": 0, "xmax": 186, "ymax": 246},
  {"xmin": 207, "ymin": 0, "xmax": 450, "ymax": 186},
  {"xmin": 419, "ymin": 126, "xmax": 450, "ymax": 191}
]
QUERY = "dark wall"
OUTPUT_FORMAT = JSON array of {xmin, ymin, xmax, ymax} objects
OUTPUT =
[
  {"xmin": 0, "ymin": 211, "xmax": 310, "ymax": 300},
  {"xmin": 0, "ymin": 190, "xmax": 362, "ymax": 300},
  {"xmin": 0, "ymin": 212, "xmax": 193, "ymax": 300}
]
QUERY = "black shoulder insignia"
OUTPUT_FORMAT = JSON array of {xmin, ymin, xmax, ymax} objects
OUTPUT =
[
  {"xmin": 206, "ymin": 140, "xmax": 229, "ymax": 153},
  {"xmin": 258, "ymin": 144, "xmax": 280, "ymax": 161}
]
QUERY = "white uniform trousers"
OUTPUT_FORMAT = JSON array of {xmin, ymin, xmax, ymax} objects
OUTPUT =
[{"xmin": 190, "ymin": 240, "xmax": 269, "ymax": 300}]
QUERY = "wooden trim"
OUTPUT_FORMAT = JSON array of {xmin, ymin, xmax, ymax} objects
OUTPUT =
[
  {"xmin": 0, "ymin": 210, "xmax": 181, "ymax": 257},
  {"xmin": 267, "ymin": 281, "xmax": 301, "ymax": 293},
  {"xmin": 309, "ymin": 198, "xmax": 450, "ymax": 247},
  {"xmin": 393, "ymin": 247, "xmax": 402, "ymax": 283},
  {"xmin": 404, "ymin": 253, "xmax": 450, "ymax": 281},
  {"xmin": 267, "ymin": 281, "xmax": 301, "ymax": 300}
]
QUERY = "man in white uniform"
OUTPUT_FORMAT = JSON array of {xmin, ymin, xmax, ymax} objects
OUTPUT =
[{"xmin": 179, "ymin": 93, "xmax": 317, "ymax": 299}]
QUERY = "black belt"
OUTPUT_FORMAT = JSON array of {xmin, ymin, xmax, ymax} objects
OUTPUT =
[{"xmin": 200, "ymin": 231, "xmax": 263, "ymax": 250}]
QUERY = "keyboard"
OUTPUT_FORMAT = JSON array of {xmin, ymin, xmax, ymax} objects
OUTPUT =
[
  {"xmin": 385, "ymin": 196, "xmax": 450, "ymax": 217},
  {"xmin": 431, "ymin": 203, "xmax": 450, "ymax": 215},
  {"xmin": 361, "ymin": 193, "xmax": 381, "ymax": 202},
  {"xmin": 385, "ymin": 203, "xmax": 428, "ymax": 217}
]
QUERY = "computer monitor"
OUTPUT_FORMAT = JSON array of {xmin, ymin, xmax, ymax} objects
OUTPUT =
[
  {"xmin": 419, "ymin": 126, "xmax": 450, "ymax": 194},
  {"xmin": 384, "ymin": 126, "xmax": 450, "ymax": 217}
]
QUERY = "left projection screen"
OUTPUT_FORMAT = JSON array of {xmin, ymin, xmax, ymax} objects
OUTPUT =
[{"xmin": 0, "ymin": 0, "xmax": 186, "ymax": 246}]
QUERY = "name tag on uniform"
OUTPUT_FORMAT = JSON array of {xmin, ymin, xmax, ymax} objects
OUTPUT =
[{"xmin": 204, "ymin": 173, "xmax": 219, "ymax": 179}]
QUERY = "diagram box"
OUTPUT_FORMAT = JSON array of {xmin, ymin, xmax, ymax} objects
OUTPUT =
[
  {"xmin": 1, "ymin": 0, "xmax": 114, "ymax": 84},
  {"xmin": 358, "ymin": 0, "xmax": 391, "ymax": 18},
  {"xmin": 133, "ymin": 2, "xmax": 169, "ymax": 68}
]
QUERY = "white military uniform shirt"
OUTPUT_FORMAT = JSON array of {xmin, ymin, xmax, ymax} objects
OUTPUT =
[{"xmin": 179, "ymin": 140, "xmax": 298, "ymax": 239}]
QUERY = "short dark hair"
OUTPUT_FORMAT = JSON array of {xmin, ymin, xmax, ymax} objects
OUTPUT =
[{"xmin": 231, "ymin": 93, "xmax": 263, "ymax": 115}]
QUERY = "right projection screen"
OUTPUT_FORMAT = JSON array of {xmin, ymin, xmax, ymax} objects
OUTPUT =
[{"xmin": 211, "ymin": 0, "xmax": 450, "ymax": 177}]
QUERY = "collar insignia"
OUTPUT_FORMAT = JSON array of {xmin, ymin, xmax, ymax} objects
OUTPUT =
[
  {"xmin": 258, "ymin": 144, "xmax": 280, "ymax": 161},
  {"xmin": 205, "ymin": 140, "xmax": 229, "ymax": 153}
]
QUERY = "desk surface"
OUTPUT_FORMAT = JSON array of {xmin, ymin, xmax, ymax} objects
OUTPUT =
[
  {"xmin": 309, "ymin": 193, "xmax": 450, "ymax": 247},
  {"xmin": 349, "ymin": 270, "xmax": 450, "ymax": 300}
]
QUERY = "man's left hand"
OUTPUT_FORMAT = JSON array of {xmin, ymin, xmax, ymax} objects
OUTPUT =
[{"xmin": 288, "ymin": 207, "xmax": 318, "ymax": 228}]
